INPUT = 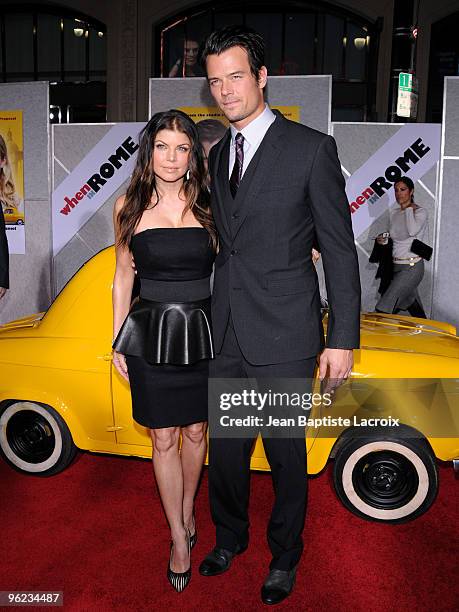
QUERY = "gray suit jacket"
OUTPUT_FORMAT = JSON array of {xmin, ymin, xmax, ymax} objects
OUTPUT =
[{"xmin": 209, "ymin": 110, "xmax": 361, "ymax": 365}]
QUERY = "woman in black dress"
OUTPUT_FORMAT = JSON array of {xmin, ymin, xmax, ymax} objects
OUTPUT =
[{"xmin": 112, "ymin": 110, "xmax": 217, "ymax": 592}]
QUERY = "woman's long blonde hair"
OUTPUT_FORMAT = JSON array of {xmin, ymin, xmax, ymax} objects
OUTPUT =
[{"xmin": 0, "ymin": 135, "xmax": 17, "ymax": 207}]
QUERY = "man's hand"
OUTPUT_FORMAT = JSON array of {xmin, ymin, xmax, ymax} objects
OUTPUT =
[
  {"xmin": 0, "ymin": 287, "xmax": 7, "ymax": 300},
  {"xmin": 113, "ymin": 350, "xmax": 129, "ymax": 381},
  {"xmin": 319, "ymin": 348, "xmax": 353, "ymax": 393}
]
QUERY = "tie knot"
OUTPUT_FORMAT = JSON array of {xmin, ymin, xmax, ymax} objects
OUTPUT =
[{"xmin": 235, "ymin": 132, "xmax": 244, "ymax": 145}]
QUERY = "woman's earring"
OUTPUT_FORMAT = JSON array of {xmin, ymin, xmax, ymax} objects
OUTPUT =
[{"xmin": 186, "ymin": 169, "xmax": 191, "ymax": 181}]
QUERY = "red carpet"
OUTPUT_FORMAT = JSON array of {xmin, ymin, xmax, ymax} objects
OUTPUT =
[{"xmin": 1, "ymin": 453, "xmax": 457, "ymax": 611}]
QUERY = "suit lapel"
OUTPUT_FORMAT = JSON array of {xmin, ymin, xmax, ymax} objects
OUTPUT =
[
  {"xmin": 211, "ymin": 131, "xmax": 231, "ymax": 239},
  {"xmin": 230, "ymin": 114, "xmax": 286, "ymax": 242}
]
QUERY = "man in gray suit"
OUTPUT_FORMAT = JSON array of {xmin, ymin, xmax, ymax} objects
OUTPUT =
[
  {"xmin": 0, "ymin": 205, "xmax": 9, "ymax": 299},
  {"xmin": 198, "ymin": 26, "xmax": 361, "ymax": 604}
]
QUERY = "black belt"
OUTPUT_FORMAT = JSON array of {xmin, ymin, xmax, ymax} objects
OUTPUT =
[{"xmin": 139, "ymin": 277, "xmax": 211, "ymax": 302}]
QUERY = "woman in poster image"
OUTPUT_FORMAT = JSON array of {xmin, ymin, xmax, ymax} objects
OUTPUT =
[
  {"xmin": 0, "ymin": 135, "xmax": 14, "ymax": 298},
  {"xmin": 374, "ymin": 176, "xmax": 428, "ymax": 317},
  {"xmin": 112, "ymin": 110, "xmax": 217, "ymax": 592},
  {"xmin": 0, "ymin": 134, "xmax": 21, "ymax": 212},
  {"xmin": 196, "ymin": 119, "xmax": 227, "ymax": 171}
]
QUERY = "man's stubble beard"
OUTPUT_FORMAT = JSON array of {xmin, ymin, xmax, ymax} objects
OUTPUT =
[
  {"xmin": 222, "ymin": 104, "xmax": 251, "ymax": 126},
  {"xmin": 221, "ymin": 95, "xmax": 264, "ymax": 125},
  {"xmin": 228, "ymin": 113, "xmax": 246, "ymax": 125}
]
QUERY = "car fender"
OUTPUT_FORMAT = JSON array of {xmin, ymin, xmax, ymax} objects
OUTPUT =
[{"xmin": 0, "ymin": 387, "xmax": 115, "ymax": 450}]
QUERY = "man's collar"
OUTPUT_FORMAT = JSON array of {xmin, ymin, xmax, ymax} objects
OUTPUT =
[{"xmin": 229, "ymin": 104, "xmax": 276, "ymax": 145}]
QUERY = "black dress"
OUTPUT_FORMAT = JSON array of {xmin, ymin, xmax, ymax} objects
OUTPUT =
[{"xmin": 113, "ymin": 227, "xmax": 215, "ymax": 429}]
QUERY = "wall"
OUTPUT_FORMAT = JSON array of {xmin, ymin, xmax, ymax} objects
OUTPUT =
[
  {"xmin": 431, "ymin": 76, "xmax": 459, "ymax": 327},
  {"xmin": 416, "ymin": 0, "xmax": 459, "ymax": 122}
]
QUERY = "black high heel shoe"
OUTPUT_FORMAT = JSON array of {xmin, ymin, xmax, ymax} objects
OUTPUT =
[{"xmin": 167, "ymin": 529, "xmax": 191, "ymax": 593}]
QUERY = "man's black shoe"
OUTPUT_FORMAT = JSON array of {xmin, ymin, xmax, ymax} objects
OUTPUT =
[
  {"xmin": 199, "ymin": 545, "xmax": 246, "ymax": 576},
  {"xmin": 261, "ymin": 567, "xmax": 297, "ymax": 605}
]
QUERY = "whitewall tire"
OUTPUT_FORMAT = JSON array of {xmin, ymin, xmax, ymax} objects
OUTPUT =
[
  {"xmin": 333, "ymin": 431, "xmax": 438, "ymax": 523},
  {"xmin": 0, "ymin": 401, "xmax": 77, "ymax": 476}
]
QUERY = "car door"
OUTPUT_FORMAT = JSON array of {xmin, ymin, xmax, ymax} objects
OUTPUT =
[{"xmin": 111, "ymin": 363, "xmax": 151, "ymax": 446}]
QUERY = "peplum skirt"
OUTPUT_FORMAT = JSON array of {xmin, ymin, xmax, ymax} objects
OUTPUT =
[{"xmin": 113, "ymin": 297, "xmax": 213, "ymax": 429}]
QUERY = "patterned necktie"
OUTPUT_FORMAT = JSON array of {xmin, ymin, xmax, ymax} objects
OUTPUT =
[{"xmin": 229, "ymin": 132, "xmax": 244, "ymax": 198}]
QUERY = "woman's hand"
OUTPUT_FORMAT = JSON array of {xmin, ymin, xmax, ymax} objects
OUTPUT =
[
  {"xmin": 168, "ymin": 60, "xmax": 181, "ymax": 78},
  {"xmin": 113, "ymin": 350, "xmax": 129, "ymax": 381}
]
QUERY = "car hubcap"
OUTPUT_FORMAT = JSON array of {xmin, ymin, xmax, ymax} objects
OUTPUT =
[
  {"xmin": 6, "ymin": 410, "xmax": 55, "ymax": 463},
  {"xmin": 352, "ymin": 451, "xmax": 419, "ymax": 509}
]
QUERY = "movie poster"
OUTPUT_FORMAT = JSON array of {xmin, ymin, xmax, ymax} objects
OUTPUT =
[
  {"xmin": 179, "ymin": 106, "xmax": 300, "ymax": 161},
  {"xmin": 180, "ymin": 105, "xmax": 300, "ymax": 125},
  {"xmin": 0, "ymin": 110, "xmax": 24, "ymax": 254},
  {"xmin": 51, "ymin": 123, "xmax": 144, "ymax": 256}
]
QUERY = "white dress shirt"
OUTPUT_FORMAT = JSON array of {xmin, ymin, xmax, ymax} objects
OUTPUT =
[{"xmin": 229, "ymin": 104, "xmax": 276, "ymax": 178}]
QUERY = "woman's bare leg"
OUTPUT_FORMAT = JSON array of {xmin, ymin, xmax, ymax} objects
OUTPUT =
[
  {"xmin": 150, "ymin": 426, "xmax": 189, "ymax": 572},
  {"xmin": 180, "ymin": 421, "xmax": 207, "ymax": 535}
]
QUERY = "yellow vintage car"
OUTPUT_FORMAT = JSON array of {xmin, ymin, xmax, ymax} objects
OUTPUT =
[
  {"xmin": 0, "ymin": 246, "xmax": 458, "ymax": 523},
  {"xmin": 3, "ymin": 206, "xmax": 24, "ymax": 225}
]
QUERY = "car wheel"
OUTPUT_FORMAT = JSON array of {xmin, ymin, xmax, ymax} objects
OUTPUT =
[
  {"xmin": 0, "ymin": 401, "xmax": 77, "ymax": 476},
  {"xmin": 333, "ymin": 431, "xmax": 438, "ymax": 523}
]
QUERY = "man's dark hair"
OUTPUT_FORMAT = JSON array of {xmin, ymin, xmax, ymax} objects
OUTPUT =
[
  {"xmin": 395, "ymin": 175, "xmax": 415, "ymax": 202},
  {"xmin": 395, "ymin": 175, "xmax": 414, "ymax": 191},
  {"xmin": 200, "ymin": 25, "xmax": 265, "ymax": 80}
]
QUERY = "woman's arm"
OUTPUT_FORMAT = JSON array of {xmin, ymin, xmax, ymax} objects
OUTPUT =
[
  {"xmin": 168, "ymin": 59, "xmax": 181, "ymax": 77},
  {"xmin": 113, "ymin": 195, "xmax": 135, "ymax": 337},
  {"xmin": 405, "ymin": 205, "xmax": 428, "ymax": 236},
  {"xmin": 112, "ymin": 195, "xmax": 135, "ymax": 380}
]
